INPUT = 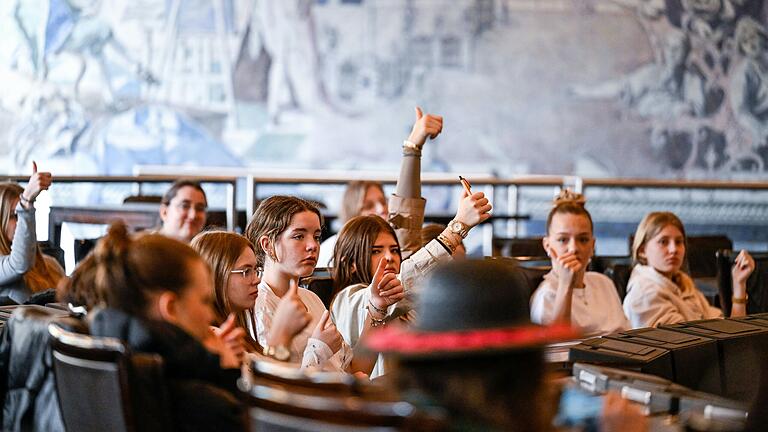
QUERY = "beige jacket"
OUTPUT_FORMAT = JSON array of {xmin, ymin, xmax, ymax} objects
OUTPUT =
[{"xmin": 623, "ymin": 264, "xmax": 722, "ymax": 328}]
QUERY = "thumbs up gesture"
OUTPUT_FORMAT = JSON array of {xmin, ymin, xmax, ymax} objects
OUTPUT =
[
  {"xmin": 21, "ymin": 161, "xmax": 52, "ymax": 207},
  {"xmin": 406, "ymin": 106, "xmax": 443, "ymax": 148},
  {"xmin": 267, "ymin": 278, "xmax": 312, "ymax": 347},
  {"xmin": 368, "ymin": 258, "xmax": 405, "ymax": 316},
  {"xmin": 310, "ymin": 310, "xmax": 343, "ymax": 354}
]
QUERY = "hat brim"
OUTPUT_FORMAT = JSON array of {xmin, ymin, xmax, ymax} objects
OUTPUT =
[{"xmin": 365, "ymin": 322, "xmax": 580, "ymax": 358}]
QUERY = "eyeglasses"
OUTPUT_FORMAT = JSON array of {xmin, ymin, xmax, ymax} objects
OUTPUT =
[
  {"xmin": 230, "ymin": 267, "xmax": 260, "ymax": 280},
  {"xmin": 171, "ymin": 200, "xmax": 207, "ymax": 213}
]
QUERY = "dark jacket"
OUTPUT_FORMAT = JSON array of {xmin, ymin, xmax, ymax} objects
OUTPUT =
[
  {"xmin": 0, "ymin": 306, "xmax": 74, "ymax": 432},
  {"xmin": 89, "ymin": 308, "xmax": 243, "ymax": 431}
]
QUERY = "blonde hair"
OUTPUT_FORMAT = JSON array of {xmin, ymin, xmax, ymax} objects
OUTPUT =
[
  {"xmin": 631, "ymin": 212, "xmax": 687, "ymax": 266},
  {"xmin": 0, "ymin": 183, "xmax": 63, "ymax": 293},
  {"xmin": 545, "ymin": 189, "xmax": 592, "ymax": 235},
  {"xmin": 339, "ymin": 181, "xmax": 385, "ymax": 224},
  {"xmin": 191, "ymin": 231, "xmax": 260, "ymax": 351}
]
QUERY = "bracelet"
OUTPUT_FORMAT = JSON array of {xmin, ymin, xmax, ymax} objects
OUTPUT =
[
  {"xmin": 368, "ymin": 299, "xmax": 387, "ymax": 316},
  {"xmin": 366, "ymin": 305, "xmax": 387, "ymax": 327},
  {"xmin": 402, "ymin": 140, "xmax": 422, "ymax": 157},
  {"xmin": 732, "ymin": 294, "xmax": 748, "ymax": 305},
  {"xmin": 437, "ymin": 233, "xmax": 457, "ymax": 254},
  {"xmin": 19, "ymin": 194, "xmax": 34, "ymax": 205}
]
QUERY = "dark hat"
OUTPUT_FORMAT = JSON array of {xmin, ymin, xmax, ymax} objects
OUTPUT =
[{"xmin": 366, "ymin": 260, "xmax": 578, "ymax": 358}]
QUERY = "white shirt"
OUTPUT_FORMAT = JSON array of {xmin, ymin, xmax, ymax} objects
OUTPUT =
[
  {"xmin": 317, "ymin": 234, "xmax": 337, "ymax": 268},
  {"xmin": 330, "ymin": 239, "xmax": 452, "ymax": 378},
  {"xmin": 253, "ymin": 280, "xmax": 352, "ymax": 372},
  {"xmin": 530, "ymin": 271, "xmax": 630, "ymax": 337},
  {"xmin": 623, "ymin": 264, "xmax": 722, "ymax": 328}
]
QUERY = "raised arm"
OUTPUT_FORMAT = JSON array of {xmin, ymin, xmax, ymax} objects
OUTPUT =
[
  {"xmin": 0, "ymin": 162, "xmax": 52, "ymax": 284},
  {"xmin": 389, "ymin": 107, "xmax": 443, "ymax": 257}
]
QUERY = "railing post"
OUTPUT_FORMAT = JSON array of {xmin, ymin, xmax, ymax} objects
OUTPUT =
[
  {"xmin": 227, "ymin": 179, "xmax": 237, "ymax": 232},
  {"xmin": 246, "ymin": 175, "xmax": 256, "ymax": 219}
]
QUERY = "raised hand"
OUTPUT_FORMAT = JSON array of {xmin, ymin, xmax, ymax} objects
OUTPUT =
[
  {"xmin": 732, "ymin": 250, "xmax": 756, "ymax": 288},
  {"xmin": 369, "ymin": 258, "xmax": 405, "ymax": 314},
  {"xmin": 206, "ymin": 313, "xmax": 246, "ymax": 368},
  {"xmin": 22, "ymin": 161, "xmax": 53, "ymax": 206},
  {"xmin": 454, "ymin": 190, "xmax": 492, "ymax": 228},
  {"xmin": 268, "ymin": 278, "xmax": 311, "ymax": 347},
  {"xmin": 406, "ymin": 106, "xmax": 443, "ymax": 148},
  {"xmin": 310, "ymin": 310, "xmax": 343, "ymax": 354},
  {"xmin": 548, "ymin": 248, "xmax": 583, "ymax": 289}
]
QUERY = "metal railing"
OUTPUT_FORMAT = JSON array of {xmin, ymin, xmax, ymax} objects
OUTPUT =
[{"xmin": 0, "ymin": 174, "xmax": 239, "ymax": 232}]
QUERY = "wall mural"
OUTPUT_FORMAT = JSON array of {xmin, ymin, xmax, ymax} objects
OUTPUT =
[{"xmin": 1, "ymin": 0, "xmax": 768, "ymax": 179}]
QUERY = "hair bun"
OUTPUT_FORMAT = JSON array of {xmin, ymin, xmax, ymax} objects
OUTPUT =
[{"xmin": 553, "ymin": 189, "xmax": 586, "ymax": 208}]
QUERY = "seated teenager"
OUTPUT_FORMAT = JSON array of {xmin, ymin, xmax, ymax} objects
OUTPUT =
[
  {"xmin": 317, "ymin": 181, "xmax": 388, "ymax": 267},
  {"xmin": 366, "ymin": 260, "xmax": 647, "ymax": 432},
  {"xmin": 623, "ymin": 212, "xmax": 754, "ymax": 328},
  {"xmin": 192, "ymin": 230, "xmax": 314, "ymax": 364},
  {"xmin": 328, "ymin": 108, "xmax": 491, "ymax": 378},
  {"xmin": 246, "ymin": 196, "xmax": 380, "ymax": 374},
  {"xmin": 86, "ymin": 222, "xmax": 246, "ymax": 430},
  {"xmin": 0, "ymin": 162, "xmax": 64, "ymax": 304},
  {"xmin": 530, "ymin": 191, "xmax": 629, "ymax": 336},
  {"xmin": 158, "ymin": 179, "xmax": 208, "ymax": 243}
]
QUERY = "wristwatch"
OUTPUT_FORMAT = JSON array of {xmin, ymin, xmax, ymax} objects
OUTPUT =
[
  {"xmin": 263, "ymin": 344, "xmax": 291, "ymax": 362},
  {"xmin": 448, "ymin": 219, "xmax": 470, "ymax": 239}
]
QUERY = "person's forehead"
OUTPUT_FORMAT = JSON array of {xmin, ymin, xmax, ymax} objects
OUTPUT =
[
  {"xmin": 172, "ymin": 186, "xmax": 206, "ymax": 203},
  {"xmin": 655, "ymin": 225, "xmax": 684, "ymax": 237},
  {"xmin": 234, "ymin": 247, "xmax": 258, "ymax": 265},
  {"xmin": 551, "ymin": 212, "xmax": 590, "ymax": 230},
  {"xmin": 364, "ymin": 185, "xmax": 385, "ymax": 200},
  {"xmin": 288, "ymin": 211, "xmax": 321, "ymax": 230},
  {"xmin": 373, "ymin": 231, "xmax": 397, "ymax": 246}
]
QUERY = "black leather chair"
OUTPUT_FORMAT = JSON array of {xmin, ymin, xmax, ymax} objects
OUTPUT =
[
  {"xmin": 589, "ymin": 255, "xmax": 633, "ymax": 301},
  {"xmin": 492, "ymin": 236, "xmax": 546, "ymax": 257},
  {"xmin": 485, "ymin": 256, "xmax": 550, "ymax": 303},
  {"xmin": 300, "ymin": 267, "xmax": 335, "ymax": 308},
  {"xmin": 716, "ymin": 250, "xmax": 768, "ymax": 316},
  {"xmin": 38, "ymin": 241, "xmax": 65, "ymax": 269},
  {"xmin": 48, "ymin": 323, "xmax": 172, "ymax": 432},
  {"xmin": 74, "ymin": 238, "xmax": 99, "ymax": 265}
]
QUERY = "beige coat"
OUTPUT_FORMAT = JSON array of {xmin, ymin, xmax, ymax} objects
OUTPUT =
[{"xmin": 623, "ymin": 264, "xmax": 722, "ymax": 328}]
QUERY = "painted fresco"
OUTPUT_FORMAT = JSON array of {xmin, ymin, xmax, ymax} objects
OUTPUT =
[{"xmin": 1, "ymin": 0, "xmax": 768, "ymax": 178}]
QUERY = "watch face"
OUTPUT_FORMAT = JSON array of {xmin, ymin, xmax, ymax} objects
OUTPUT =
[{"xmin": 451, "ymin": 221, "xmax": 462, "ymax": 232}]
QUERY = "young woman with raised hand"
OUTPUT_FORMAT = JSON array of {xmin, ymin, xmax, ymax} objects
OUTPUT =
[
  {"xmin": 87, "ymin": 222, "xmax": 246, "ymax": 430},
  {"xmin": 246, "ymin": 196, "xmax": 387, "ymax": 374},
  {"xmin": 0, "ymin": 162, "xmax": 64, "ymax": 303},
  {"xmin": 329, "ymin": 108, "xmax": 492, "ymax": 378},
  {"xmin": 529, "ymin": 191, "xmax": 629, "ymax": 336},
  {"xmin": 191, "ymin": 231, "xmax": 313, "ymax": 364},
  {"xmin": 623, "ymin": 212, "xmax": 754, "ymax": 328}
]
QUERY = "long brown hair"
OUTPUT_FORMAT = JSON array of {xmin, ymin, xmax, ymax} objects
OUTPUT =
[
  {"xmin": 92, "ymin": 221, "xmax": 204, "ymax": 319},
  {"xmin": 331, "ymin": 215, "xmax": 401, "ymax": 297},
  {"xmin": 0, "ymin": 182, "xmax": 63, "ymax": 292},
  {"xmin": 191, "ymin": 231, "xmax": 260, "ymax": 351},
  {"xmin": 632, "ymin": 212, "xmax": 687, "ymax": 266},
  {"xmin": 245, "ymin": 195, "xmax": 324, "ymax": 269},
  {"xmin": 340, "ymin": 181, "xmax": 385, "ymax": 224}
]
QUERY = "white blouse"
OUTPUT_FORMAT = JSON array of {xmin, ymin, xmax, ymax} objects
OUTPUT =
[
  {"xmin": 530, "ymin": 271, "xmax": 630, "ymax": 337},
  {"xmin": 623, "ymin": 264, "xmax": 722, "ymax": 328},
  {"xmin": 253, "ymin": 281, "xmax": 352, "ymax": 372}
]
